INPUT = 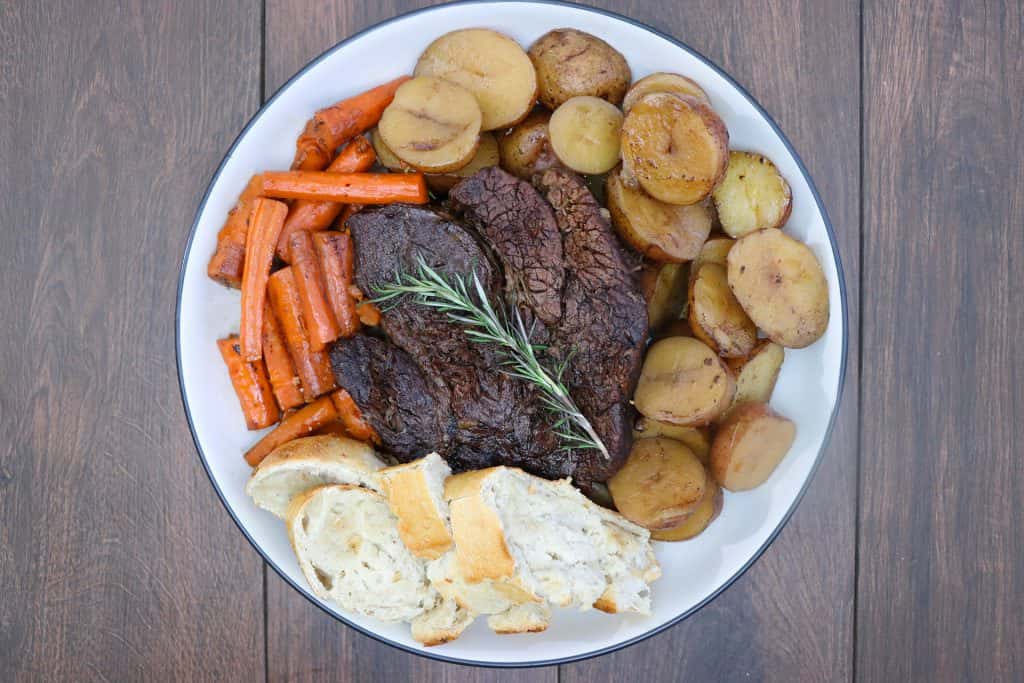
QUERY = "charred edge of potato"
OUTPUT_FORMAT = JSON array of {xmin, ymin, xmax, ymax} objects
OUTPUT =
[
  {"xmin": 712, "ymin": 151, "xmax": 793, "ymax": 238},
  {"xmin": 622, "ymin": 72, "xmax": 710, "ymax": 112},
  {"xmin": 710, "ymin": 402, "xmax": 796, "ymax": 491},
  {"xmin": 688, "ymin": 262, "xmax": 758, "ymax": 358},
  {"xmin": 548, "ymin": 96, "xmax": 623, "ymax": 175},
  {"xmin": 498, "ymin": 109, "xmax": 565, "ymax": 180},
  {"xmin": 638, "ymin": 261, "xmax": 689, "ymax": 331},
  {"xmin": 528, "ymin": 28, "xmax": 632, "ymax": 109},
  {"xmin": 608, "ymin": 437, "xmax": 707, "ymax": 530},
  {"xmin": 633, "ymin": 336, "xmax": 735, "ymax": 427},
  {"xmin": 650, "ymin": 479, "xmax": 723, "ymax": 541}
]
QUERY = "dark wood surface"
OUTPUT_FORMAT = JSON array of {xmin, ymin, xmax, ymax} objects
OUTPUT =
[{"xmin": 0, "ymin": 0, "xmax": 1019, "ymax": 680}]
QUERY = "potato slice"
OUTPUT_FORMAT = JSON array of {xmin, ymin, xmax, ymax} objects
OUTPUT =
[
  {"xmin": 379, "ymin": 76, "xmax": 482, "ymax": 172},
  {"xmin": 498, "ymin": 110, "xmax": 565, "ymax": 180},
  {"xmin": 621, "ymin": 93, "xmax": 729, "ymax": 205},
  {"xmin": 651, "ymin": 479, "xmax": 723, "ymax": 541},
  {"xmin": 710, "ymin": 403, "xmax": 795, "ymax": 491},
  {"xmin": 371, "ymin": 128, "xmax": 412, "ymax": 172},
  {"xmin": 607, "ymin": 168, "xmax": 712, "ymax": 262},
  {"xmin": 726, "ymin": 340, "xmax": 785, "ymax": 406},
  {"xmin": 608, "ymin": 438, "xmax": 706, "ymax": 530},
  {"xmin": 548, "ymin": 96, "xmax": 623, "ymax": 175},
  {"xmin": 652, "ymin": 318, "xmax": 695, "ymax": 341},
  {"xmin": 638, "ymin": 261, "xmax": 689, "ymax": 330},
  {"xmin": 425, "ymin": 132, "xmax": 500, "ymax": 193},
  {"xmin": 632, "ymin": 417, "xmax": 710, "ymax": 465},
  {"xmin": 622, "ymin": 72, "xmax": 710, "ymax": 112},
  {"xmin": 414, "ymin": 28, "xmax": 537, "ymax": 131},
  {"xmin": 727, "ymin": 229, "xmax": 829, "ymax": 348},
  {"xmin": 688, "ymin": 262, "xmax": 757, "ymax": 358},
  {"xmin": 529, "ymin": 28, "xmax": 631, "ymax": 109},
  {"xmin": 713, "ymin": 151, "xmax": 793, "ymax": 237},
  {"xmin": 691, "ymin": 236, "xmax": 734, "ymax": 273},
  {"xmin": 634, "ymin": 336, "xmax": 735, "ymax": 426}
]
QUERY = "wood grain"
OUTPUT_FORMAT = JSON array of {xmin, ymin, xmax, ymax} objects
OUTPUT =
[
  {"xmin": 0, "ymin": 1, "xmax": 266, "ymax": 681},
  {"xmin": 858, "ymin": 1, "xmax": 1024, "ymax": 680}
]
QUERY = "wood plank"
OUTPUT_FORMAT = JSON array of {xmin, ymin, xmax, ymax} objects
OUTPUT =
[
  {"xmin": 858, "ymin": 2, "xmax": 1024, "ymax": 680},
  {"xmin": 0, "ymin": 1, "xmax": 265, "ymax": 680},
  {"xmin": 563, "ymin": 1, "xmax": 859, "ymax": 679}
]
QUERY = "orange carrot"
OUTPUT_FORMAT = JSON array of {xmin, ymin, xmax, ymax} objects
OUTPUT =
[
  {"xmin": 288, "ymin": 230, "xmax": 340, "ymax": 351},
  {"xmin": 267, "ymin": 268, "xmax": 337, "ymax": 401},
  {"xmin": 315, "ymin": 420, "xmax": 350, "ymax": 437},
  {"xmin": 207, "ymin": 176, "xmax": 264, "ymax": 287},
  {"xmin": 277, "ymin": 137, "xmax": 377, "ymax": 259},
  {"xmin": 356, "ymin": 301, "xmax": 382, "ymax": 327},
  {"xmin": 292, "ymin": 76, "xmax": 411, "ymax": 171},
  {"xmin": 261, "ymin": 171, "xmax": 428, "ymax": 205},
  {"xmin": 313, "ymin": 232, "xmax": 359, "ymax": 338},
  {"xmin": 261, "ymin": 302, "xmax": 304, "ymax": 410},
  {"xmin": 330, "ymin": 389, "xmax": 380, "ymax": 444},
  {"xmin": 335, "ymin": 203, "xmax": 363, "ymax": 230},
  {"xmin": 240, "ymin": 198, "xmax": 288, "ymax": 360},
  {"xmin": 217, "ymin": 336, "xmax": 281, "ymax": 430},
  {"xmin": 244, "ymin": 396, "xmax": 338, "ymax": 466}
]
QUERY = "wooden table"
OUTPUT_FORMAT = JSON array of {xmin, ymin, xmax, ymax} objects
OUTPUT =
[{"xmin": 1, "ymin": 1, "xmax": 1020, "ymax": 680}]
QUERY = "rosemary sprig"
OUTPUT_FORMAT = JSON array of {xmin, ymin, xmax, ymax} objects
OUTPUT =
[{"xmin": 371, "ymin": 257, "xmax": 609, "ymax": 460}]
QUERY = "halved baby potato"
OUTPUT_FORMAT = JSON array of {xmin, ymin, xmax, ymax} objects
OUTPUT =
[
  {"xmin": 548, "ymin": 96, "xmax": 623, "ymax": 175},
  {"xmin": 414, "ymin": 28, "xmax": 537, "ymax": 131},
  {"xmin": 688, "ymin": 262, "xmax": 758, "ymax": 358},
  {"xmin": 498, "ymin": 109, "xmax": 564, "ymax": 180},
  {"xmin": 606, "ymin": 168, "xmax": 712, "ymax": 262},
  {"xmin": 690, "ymin": 235, "xmax": 734, "ymax": 273},
  {"xmin": 621, "ymin": 93, "xmax": 729, "ymax": 205},
  {"xmin": 651, "ymin": 478, "xmax": 723, "ymax": 541},
  {"xmin": 726, "ymin": 340, "xmax": 785, "ymax": 407},
  {"xmin": 638, "ymin": 261, "xmax": 689, "ymax": 330},
  {"xmin": 633, "ymin": 336, "xmax": 735, "ymax": 427},
  {"xmin": 371, "ymin": 127, "xmax": 412, "ymax": 172},
  {"xmin": 529, "ymin": 28, "xmax": 632, "ymax": 109},
  {"xmin": 632, "ymin": 417, "xmax": 710, "ymax": 465},
  {"xmin": 710, "ymin": 402, "xmax": 796, "ymax": 491},
  {"xmin": 425, "ymin": 132, "xmax": 500, "ymax": 193},
  {"xmin": 727, "ymin": 229, "xmax": 829, "ymax": 348},
  {"xmin": 378, "ymin": 76, "xmax": 482, "ymax": 172},
  {"xmin": 622, "ymin": 72, "xmax": 710, "ymax": 112},
  {"xmin": 712, "ymin": 151, "xmax": 792, "ymax": 237},
  {"xmin": 608, "ymin": 437, "xmax": 707, "ymax": 530}
]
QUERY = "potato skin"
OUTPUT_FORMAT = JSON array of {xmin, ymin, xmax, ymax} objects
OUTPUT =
[
  {"xmin": 498, "ymin": 109, "xmax": 565, "ymax": 180},
  {"xmin": 623, "ymin": 72, "xmax": 710, "ymax": 112},
  {"xmin": 608, "ymin": 437, "xmax": 707, "ymax": 530},
  {"xmin": 710, "ymin": 402, "xmax": 796, "ymax": 491},
  {"xmin": 633, "ymin": 336, "xmax": 735, "ymax": 426},
  {"xmin": 529, "ymin": 28, "xmax": 631, "ymax": 109}
]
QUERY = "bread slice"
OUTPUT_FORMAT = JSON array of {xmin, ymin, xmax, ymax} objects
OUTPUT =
[
  {"xmin": 377, "ymin": 453, "xmax": 453, "ymax": 560},
  {"xmin": 285, "ymin": 484, "xmax": 437, "ymax": 623},
  {"xmin": 591, "ymin": 506, "xmax": 661, "ymax": 615},
  {"xmin": 486, "ymin": 602, "xmax": 551, "ymax": 634},
  {"xmin": 410, "ymin": 598, "xmax": 475, "ymax": 646},
  {"xmin": 246, "ymin": 435, "xmax": 386, "ymax": 518}
]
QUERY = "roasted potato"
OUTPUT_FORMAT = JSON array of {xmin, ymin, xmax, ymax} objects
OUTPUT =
[
  {"xmin": 528, "ymin": 28, "xmax": 631, "ymax": 109},
  {"xmin": 621, "ymin": 93, "xmax": 729, "ymax": 205},
  {"xmin": 713, "ymin": 151, "xmax": 792, "ymax": 237},
  {"xmin": 688, "ymin": 262, "xmax": 758, "ymax": 358},
  {"xmin": 608, "ymin": 437, "xmax": 706, "ymax": 530},
  {"xmin": 651, "ymin": 478, "xmax": 723, "ymax": 541},
  {"xmin": 652, "ymin": 318, "xmax": 695, "ymax": 341},
  {"xmin": 690, "ymin": 236, "xmax": 734, "ymax": 273},
  {"xmin": 606, "ymin": 168, "xmax": 712, "ymax": 262},
  {"xmin": 638, "ymin": 261, "xmax": 689, "ymax": 330},
  {"xmin": 726, "ymin": 340, "xmax": 785, "ymax": 407},
  {"xmin": 710, "ymin": 402, "xmax": 796, "ymax": 491},
  {"xmin": 414, "ymin": 28, "xmax": 537, "ymax": 131},
  {"xmin": 498, "ymin": 109, "xmax": 565, "ymax": 180},
  {"xmin": 379, "ymin": 76, "xmax": 482, "ymax": 172},
  {"xmin": 634, "ymin": 336, "xmax": 735, "ymax": 426},
  {"xmin": 371, "ymin": 127, "xmax": 413, "ymax": 172},
  {"xmin": 632, "ymin": 416, "xmax": 710, "ymax": 465},
  {"xmin": 727, "ymin": 229, "xmax": 829, "ymax": 348},
  {"xmin": 622, "ymin": 72, "xmax": 710, "ymax": 112},
  {"xmin": 548, "ymin": 96, "xmax": 623, "ymax": 174},
  {"xmin": 425, "ymin": 132, "xmax": 500, "ymax": 192}
]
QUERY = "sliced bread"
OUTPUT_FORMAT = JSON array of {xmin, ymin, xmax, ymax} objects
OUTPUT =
[{"xmin": 377, "ymin": 453, "xmax": 453, "ymax": 560}]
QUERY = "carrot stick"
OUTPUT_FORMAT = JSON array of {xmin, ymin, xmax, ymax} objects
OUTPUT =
[
  {"xmin": 313, "ymin": 232, "xmax": 359, "ymax": 338},
  {"xmin": 292, "ymin": 76, "xmax": 411, "ymax": 171},
  {"xmin": 261, "ymin": 302, "xmax": 305, "ymax": 410},
  {"xmin": 330, "ymin": 389, "xmax": 380, "ymax": 444},
  {"xmin": 335, "ymin": 203, "xmax": 363, "ymax": 230},
  {"xmin": 267, "ymin": 267, "xmax": 337, "ymax": 401},
  {"xmin": 315, "ymin": 420, "xmax": 350, "ymax": 437},
  {"xmin": 261, "ymin": 172, "xmax": 428, "ymax": 205},
  {"xmin": 288, "ymin": 230, "xmax": 340, "ymax": 351},
  {"xmin": 217, "ymin": 336, "xmax": 281, "ymax": 430},
  {"xmin": 244, "ymin": 396, "xmax": 338, "ymax": 466},
  {"xmin": 239, "ymin": 198, "xmax": 288, "ymax": 360},
  {"xmin": 207, "ymin": 176, "xmax": 264, "ymax": 287},
  {"xmin": 277, "ymin": 137, "xmax": 377, "ymax": 260}
]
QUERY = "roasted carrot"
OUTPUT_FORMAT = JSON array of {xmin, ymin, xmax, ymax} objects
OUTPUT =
[
  {"xmin": 267, "ymin": 267, "xmax": 337, "ymax": 401},
  {"xmin": 335, "ymin": 203, "xmax": 363, "ymax": 230},
  {"xmin": 330, "ymin": 389, "xmax": 380, "ymax": 444},
  {"xmin": 288, "ymin": 230, "xmax": 340, "ymax": 351},
  {"xmin": 261, "ymin": 302, "xmax": 305, "ymax": 410},
  {"xmin": 261, "ymin": 172, "xmax": 428, "ymax": 205},
  {"xmin": 315, "ymin": 420, "xmax": 350, "ymax": 437},
  {"xmin": 207, "ymin": 176, "xmax": 264, "ymax": 287},
  {"xmin": 277, "ymin": 137, "xmax": 377, "ymax": 260},
  {"xmin": 356, "ymin": 301, "xmax": 382, "ymax": 327},
  {"xmin": 217, "ymin": 336, "xmax": 281, "ymax": 430},
  {"xmin": 239, "ymin": 198, "xmax": 288, "ymax": 361},
  {"xmin": 313, "ymin": 232, "xmax": 359, "ymax": 338},
  {"xmin": 292, "ymin": 76, "xmax": 411, "ymax": 171},
  {"xmin": 244, "ymin": 396, "xmax": 338, "ymax": 466}
]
